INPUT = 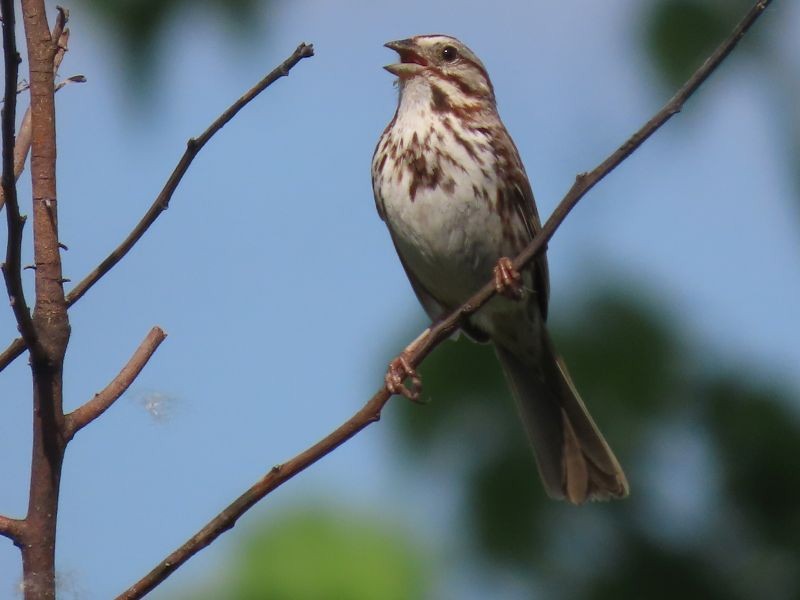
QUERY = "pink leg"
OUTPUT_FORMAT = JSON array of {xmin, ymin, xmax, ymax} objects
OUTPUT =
[
  {"xmin": 385, "ymin": 352, "xmax": 423, "ymax": 403},
  {"xmin": 385, "ymin": 328, "xmax": 431, "ymax": 402},
  {"xmin": 494, "ymin": 256, "xmax": 523, "ymax": 300}
]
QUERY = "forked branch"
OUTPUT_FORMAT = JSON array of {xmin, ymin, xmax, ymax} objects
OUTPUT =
[{"xmin": 116, "ymin": 1, "xmax": 773, "ymax": 598}]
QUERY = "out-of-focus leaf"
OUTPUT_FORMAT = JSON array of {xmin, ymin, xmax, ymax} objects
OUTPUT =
[
  {"xmin": 387, "ymin": 286, "xmax": 800, "ymax": 598},
  {"xmin": 178, "ymin": 506, "xmax": 430, "ymax": 600},
  {"xmin": 556, "ymin": 291, "xmax": 681, "ymax": 423},
  {"xmin": 469, "ymin": 447, "xmax": 547, "ymax": 563},
  {"xmin": 77, "ymin": 0, "xmax": 265, "ymax": 89},
  {"xmin": 588, "ymin": 536, "xmax": 728, "ymax": 600},
  {"xmin": 704, "ymin": 378, "xmax": 800, "ymax": 550},
  {"xmin": 643, "ymin": 0, "xmax": 759, "ymax": 90}
]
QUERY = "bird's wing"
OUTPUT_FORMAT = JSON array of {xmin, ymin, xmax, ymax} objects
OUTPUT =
[{"xmin": 510, "ymin": 172, "xmax": 550, "ymax": 320}]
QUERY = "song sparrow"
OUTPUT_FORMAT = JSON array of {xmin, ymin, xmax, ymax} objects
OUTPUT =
[{"xmin": 371, "ymin": 35, "xmax": 629, "ymax": 503}]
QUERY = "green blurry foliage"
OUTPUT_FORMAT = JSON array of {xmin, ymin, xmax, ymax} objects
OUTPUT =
[
  {"xmin": 587, "ymin": 536, "xmax": 730, "ymax": 600},
  {"xmin": 705, "ymin": 379, "xmax": 800, "ymax": 549},
  {"xmin": 643, "ymin": 0, "xmax": 761, "ymax": 89},
  {"xmin": 390, "ymin": 288, "xmax": 800, "ymax": 599},
  {"xmin": 77, "ymin": 0, "xmax": 265, "ymax": 85},
  {"xmin": 178, "ymin": 506, "xmax": 430, "ymax": 600}
]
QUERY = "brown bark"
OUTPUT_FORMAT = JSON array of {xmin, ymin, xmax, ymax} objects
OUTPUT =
[{"xmin": 17, "ymin": 3, "xmax": 69, "ymax": 599}]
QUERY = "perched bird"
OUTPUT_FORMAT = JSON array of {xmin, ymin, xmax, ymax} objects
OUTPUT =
[{"xmin": 371, "ymin": 34, "xmax": 628, "ymax": 504}]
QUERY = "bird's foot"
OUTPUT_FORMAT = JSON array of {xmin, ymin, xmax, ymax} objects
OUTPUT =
[
  {"xmin": 494, "ymin": 257, "xmax": 523, "ymax": 300},
  {"xmin": 385, "ymin": 352, "xmax": 423, "ymax": 403}
]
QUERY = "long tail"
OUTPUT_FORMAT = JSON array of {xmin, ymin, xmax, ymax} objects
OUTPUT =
[{"xmin": 495, "ymin": 330, "xmax": 629, "ymax": 504}]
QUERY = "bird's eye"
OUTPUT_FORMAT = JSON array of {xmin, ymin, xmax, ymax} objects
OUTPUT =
[{"xmin": 441, "ymin": 46, "xmax": 458, "ymax": 62}]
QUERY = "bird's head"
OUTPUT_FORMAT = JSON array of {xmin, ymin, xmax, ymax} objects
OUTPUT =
[{"xmin": 383, "ymin": 35, "xmax": 495, "ymax": 101}]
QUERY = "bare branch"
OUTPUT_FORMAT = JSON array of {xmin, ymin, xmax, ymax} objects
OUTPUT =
[
  {"xmin": 12, "ymin": 108, "xmax": 31, "ymax": 181},
  {"xmin": 1, "ymin": 0, "xmax": 39, "ymax": 356},
  {"xmin": 14, "ymin": 76, "xmax": 87, "ymax": 166},
  {"xmin": 25, "ymin": 1, "xmax": 69, "ymax": 350},
  {"xmin": 15, "ymin": 73, "xmax": 86, "ymax": 169},
  {"xmin": 406, "ymin": 0, "xmax": 777, "ymax": 368},
  {"xmin": 116, "ymin": 387, "xmax": 390, "ymax": 600},
  {"xmin": 55, "ymin": 74, "xmax": 85, "ymax": 89},
  {"xmin": 0, "ymin": 515, "xmax": 24, "ymax": 543},
  {"xmin": 0, "ymin": 9, "xmax": 67, "ymax": 212},
  {"xmin": 17, "ymin": 2, "xmax": 72, "ymax": 597},
  {"xmin": 115, "ymin": 2, "xmax": 773, "ymax": 596},
  {"xmin": 12, "ymin": 24, "xmax": 68, "ymax": 187},
  {"xmin": 65, "ymin": 42, "xmax": 315, "ymax": 306},
  {"xmin": 65, "ymin": 327, "xmax": 167, "ymax": 438},
  {"xmin": 0, "ymin": 3, "xmax": 69, "ymax": 364},
  {"xmin": 0, "ymin": 42, "xmax": 314, "ymax": 375},
  {"xmin": 0, "ymin": 12, "xmax": 70, "ymax": 373},
  {"xmin": 0, "ymin": 336, "xmax": 24, "ymax": 369}
]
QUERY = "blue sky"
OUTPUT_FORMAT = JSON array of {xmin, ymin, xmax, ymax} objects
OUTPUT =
[{"xmin": 0, "ymin": 0, "xmax": 798, "ymax": 597}]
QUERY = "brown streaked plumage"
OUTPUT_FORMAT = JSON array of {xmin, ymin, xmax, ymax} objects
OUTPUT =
[{"xmin": 372, "ymin": 35, "xmax": 628, "ymax": 503}]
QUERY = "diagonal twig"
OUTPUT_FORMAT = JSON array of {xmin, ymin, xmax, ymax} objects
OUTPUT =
[
  {"xmin": 65, "ymin": 326, "xmax": 167, "ymax": 438},
  {"xmin": 66, "ymin": 42, "xmax": 315, "ymax": 307},
  {"xmin": 0, "ymin": 42, "xmax": 315, "ymax": 375},
  {"xmin": 115, "ymin": 1, "xmax": 773, "ymax": 598}
]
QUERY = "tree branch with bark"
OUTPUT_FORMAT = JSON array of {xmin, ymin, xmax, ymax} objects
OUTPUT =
[
  {"xmin": 0, "ymin": 2, "xmax": 313, "ymax": 597},
  {"xmin": 115, "ymin": 0, "xmax": 773, "ymax": 597},
  {"xmin": 1, "ymin": 0, "xmax": 38, "ymax": 355},
  {"xmin": 65, "ymin": 326, "xmax": 167, "ymax": 438}
]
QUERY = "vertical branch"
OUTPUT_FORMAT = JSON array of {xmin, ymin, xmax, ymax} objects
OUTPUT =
[
  {"xmin": 0, "ymin": 19, "xmax": 68, "ymax": 213},
  {"xmin": 17, "ymin": 3, "xmax": 69, "ymax": 599},
  {"xmin": 22, "ymin": 3, "xmax": 67, "ymax": 340},
  {"xmin": 1, "ymin": 0, "xmax": 38, "ymax": 353},
  {"xmin": 12, "ymin": 14, "xmax": 67, "ymax": 194}
]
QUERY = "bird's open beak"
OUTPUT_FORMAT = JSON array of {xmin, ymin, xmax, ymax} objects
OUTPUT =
[{"xmin": 384, "ymin": 39, "xmax": 427, "ymax": 77}]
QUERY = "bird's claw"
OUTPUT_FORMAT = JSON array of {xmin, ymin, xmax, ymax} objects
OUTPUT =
[
  {"xmin": 385, "ymin": 353, "xmax": 423, "ymax": 403},
  {"xmin": 494, "ymin": 257, "xmax": 523, "ymax": 300}
]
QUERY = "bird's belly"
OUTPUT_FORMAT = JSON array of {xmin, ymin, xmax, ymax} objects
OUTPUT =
[{"xmin": 382, "ymin": 176, "xmax": 514, "ymax": 308}]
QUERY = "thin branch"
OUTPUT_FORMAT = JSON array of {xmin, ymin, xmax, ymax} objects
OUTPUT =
[
  {"xmin": 1, "ymin": 0, "xmax": 39, "ymax": 356},
  {"xmin": 0, "ymin": 42, "xmax": 315, "ymax": 375},
  {"xmin": 115, "ymin": 2, "xmax": 773, "ymax": 597},
  {"xmin": 408, "ymin": 0, "xmax": 776, "ymax": 367},
  {"xmin": 13, "ymin": 74, "xmax": 85, "ymax": 190},
  {"xmin": 0, "ymin": 336, "xmax": 23, "ymax": 370},
  {"xmin": 11, "ymin": 109, "xmax": 31, "ymax": 183},
  {"xmin": 65, "ymin": 41, "xmax": 315, "ymax": 306},
  {"xmin": 13, "ymin": 18, "xmax": 68, "ymax": 192},
  {"xmin": 116, "ymin": 387, "xmax": 390, "ymax": 600},
  {"xmin": 0, "ymin": 5, "xmax": 68, "ymax": 365},
  {"xmin": 65, "ymin": 326, "xmax": 166, "ymax": 438},
  {"xmin": 55, "ymin": 74, "xmax": 85, "ymax": 89},
  {"xmin": 0, "ymin": 515, "xmax": 24, "ymax": 543},
  {"xmin": 0, "ymin": 14, "xmax": 68, "ymax": 213},
  {"xmin": 0, "ymin": 14, "xmax": 70, "ymax": 371}
]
